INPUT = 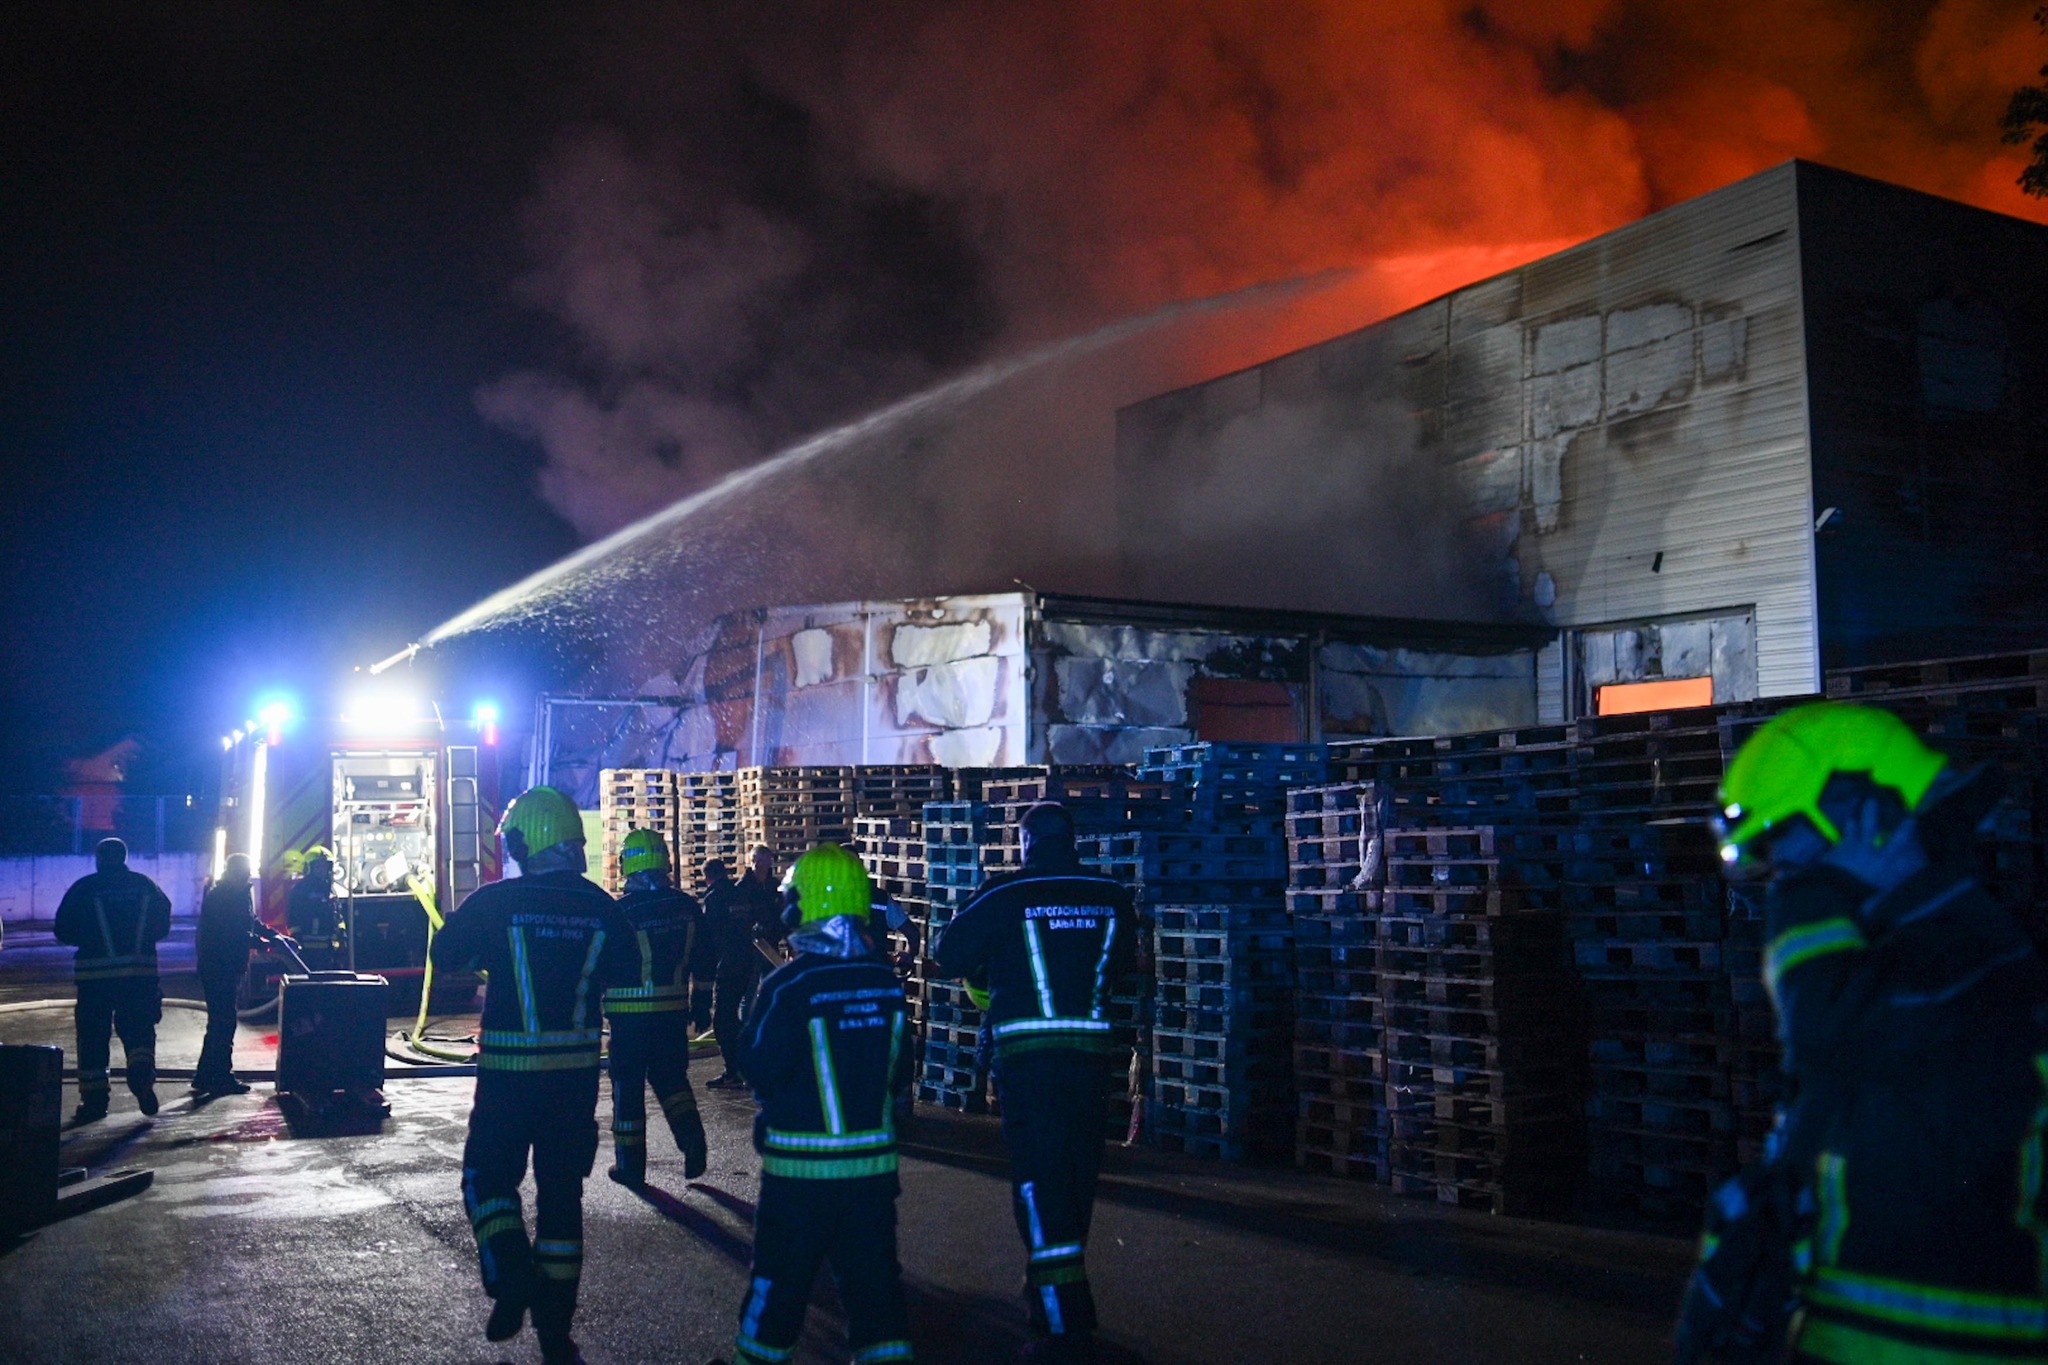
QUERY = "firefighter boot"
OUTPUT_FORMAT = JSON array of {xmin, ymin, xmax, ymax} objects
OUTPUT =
[
  {"xmin": 607, "ymin": 1120, "xmax": 646, "ymax": 1188},
  {"xmin": 485, "ymin": 1290, "xmax": 527, "ymax": 1344},
  {"xmin": 128, "ymin": 1047, "xmax": 159, "ymax": 1117},
  {"xmin": 662, "ymin": 1089, "xmax": 709, "ymax": 1180},
  {"xmin": 606, "ymin": 1143, "xmax": 646, "ymax": 1189}
]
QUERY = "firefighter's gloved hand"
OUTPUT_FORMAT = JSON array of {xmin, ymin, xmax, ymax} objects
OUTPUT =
[{"xmin": 1820, "ymin": 798, "xmax": 1926, "ymax": 897}]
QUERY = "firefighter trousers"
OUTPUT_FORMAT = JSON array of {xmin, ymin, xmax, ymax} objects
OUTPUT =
[
  {"xmin": 731, "ymin": 1173, "xmax": 914, "ymax": 1364},
  {"xmin": 713, "ymin": 964, "xmax": 759, "ymax": 1080},
  {"xmin": 606, "ymin": 1011, "xmax": 706, "ymax": 1178},
  {"xmin": 461, "ymin": 1070, "xmax": 600, "ymax": 1358},
  {"xmin": 997, "ymin": 1050, "xmax": 1111, "ymax": 1349},
  {"xmin": 75, "ymin": 977, "xmax": 160, "ymax": 1108},
  {"xmin": 194, "ymin": 973, "xmax": 240, "ymax": 1089}
]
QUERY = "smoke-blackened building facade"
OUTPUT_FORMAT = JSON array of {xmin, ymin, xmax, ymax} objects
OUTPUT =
[{"xmin": 1115, "ymin": 160, "xmax": 2048, "ymax": 721}]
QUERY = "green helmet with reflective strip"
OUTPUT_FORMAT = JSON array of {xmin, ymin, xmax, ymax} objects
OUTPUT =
[
  {"xmin": 783, "ymin": 842, "xmax": 871, "ymax": 925},
  {"xmin": 619, "ymin": 828, "xmax": 669, "ymax": 879},
  {"xmin": 497, "ymin": 785, "xmax": 584, "ymax": 862},
  {"xmin": 1717, "ymin": 702, "xmax": 1946, "ymax": 868}
]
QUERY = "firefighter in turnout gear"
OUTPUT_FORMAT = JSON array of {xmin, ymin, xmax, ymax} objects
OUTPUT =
[
  {"xmin": 431, "ymin": 786, "xmax": 634, "ymax": 1365},
  {"xmin": 1675, "ymin": 702, "xmax": 2048, "ymax": 1364},
  {"xmin": 716, "ymin": 842, "xmax": 915, "ymax": 1365},
  {"xmin": 54, "ymin": 837, "xmax": 172, "ymax": 1124},
  {"xmin": 932, "ymin": 802, "xmax": 1138, "ymax": 1364},
  {"xmin": 603, "ymin": 827, "xmax": 709, "ymax": 1186}
]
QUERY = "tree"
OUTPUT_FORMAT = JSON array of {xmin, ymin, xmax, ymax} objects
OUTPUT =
[{"xmin": 2006, "ymin": 6, "xmax": 2048, "ymax": 197}]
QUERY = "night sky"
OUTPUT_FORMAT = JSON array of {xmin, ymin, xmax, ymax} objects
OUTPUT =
[{"xmin": 3, "ymin": 2, "xmax": 2042, "ymax": 794}]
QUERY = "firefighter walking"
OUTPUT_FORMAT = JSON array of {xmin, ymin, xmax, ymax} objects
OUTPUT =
[
  {"xmin": 1678, "ymin": 702, "xmax": 2048, "ymax": 1363},
  {"xmin": 932, "ymin": 802, "xmax": 1137, "ymax": 1364},
  {"xmin": 715, "ymin": 842, "xmax": 915, "ymax": 1365},
  {"xmin": 54, "ymin": 837, "xmax": 172, "ymax": 1124},
  {"xmin": 604, "ymin": 827, "xmax": 709, "ymax": 1186},
  {"xmin": 431, "ymin": 786, "xmax": 633, "ymax": 1365}
]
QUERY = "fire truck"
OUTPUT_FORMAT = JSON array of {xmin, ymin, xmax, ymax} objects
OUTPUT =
[{"xmin": 214, "ymin": 693, "xmax": 504, "ymax": 997}]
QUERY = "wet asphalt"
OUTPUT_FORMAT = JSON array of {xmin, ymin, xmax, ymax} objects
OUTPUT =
[{"xmin": 0, "ymin": 933, "xmax": 1694, "ymax": 1364}]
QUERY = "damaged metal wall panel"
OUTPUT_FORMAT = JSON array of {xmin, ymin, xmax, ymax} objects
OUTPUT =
[
  {"xmin": 634, "ymin": 595, "xmax": 1031, "ymax": 771},
  {"xmin": 1498, "ymin": 163, "xmax": 1816, "ymax": 701},
  {"xmin": 1317, "ymin": 642, "xmax": 1536, "ymax": 738},
  {"xmin": 756, "ymin": 596, "xmax": 1031, "ymax": 767},
  {"xmin": 1030, "ymin": 619, "xmax": 1311, "ymax": 763}
]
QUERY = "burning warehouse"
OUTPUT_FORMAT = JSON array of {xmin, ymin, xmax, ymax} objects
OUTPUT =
[{"xmin": 535, "ymin": 161, "xmax": 2048, "ymax": 791}]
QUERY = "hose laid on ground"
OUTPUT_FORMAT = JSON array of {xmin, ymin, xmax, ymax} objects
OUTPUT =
[{"xmin": 393, "ymin": 876, "xmax": 478, "ymax": 1065}]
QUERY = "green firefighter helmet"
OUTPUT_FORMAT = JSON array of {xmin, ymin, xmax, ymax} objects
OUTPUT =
[
  {"xmin": 1716, "ymin": 702, "xmax": 1947, "ymax": 869},
  {"xmin": 497, "ymin": 786, "xmax": 584, "ymax": 862},
  {"xmin": 782, "ymin": 842, "xmax": 871, "ymax": 925},
  {"xmin": 619, "ymin": 827, "xmax": 670, "ymax": 879}
]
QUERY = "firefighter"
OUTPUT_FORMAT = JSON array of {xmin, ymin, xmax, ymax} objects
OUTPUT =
[
  {"xmin": 53, "ymin": 837, "xmax": 172, "ymax": 1124},
  {"xmin": 931, "ymin": 802, "xmax": 1137, "ymax": 1365},
  {"xmin": 701, "ymin": 847, "xmax": 784, "ymax": 1088},
  {"xmin": 286, "ymin": 844, "xmax": 342, "ymax": 968},
  {"xmin": 711, "ymin": 842, "xmax": 914, "ymax": 1365},
  {"xmin": 430, "ymin": 786, "xmax": 634, "ymax": 1365},
  {"xmin": 193, "ymin": 852, "xmax": 279, "ymax": 1097},
  {"xmin": 603, "ymin": 827, "xmax": 709, "ymax": 1186},
  {"xmin": 1676, "ymin": 702, "xmax": 2048, "ymax": 1364}
]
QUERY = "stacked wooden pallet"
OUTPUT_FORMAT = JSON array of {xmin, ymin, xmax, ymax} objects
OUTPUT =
[
  {"xmin": 1079, "ymin": 825, "xmax": 1285, "ymax": 1133},
  {"xmin": 1147, "ymin": 904, "xmax": 1296, "ymax": 1160},
  {"xmin": 1572, "ymin": 711, "xmax": 1735, "ymax": 826},
  {"xmin": 1287, "ymin": 783, "xmax": 1387, "ymax": 1179},
  {"xmin": 1332, "ymin": 726, "xmax": 1575, "ymax": 826},
  {"xmin": 1139, "ymin": 742, "xmax": 1329, "ymax": 829},
  {"xmin": 1377, "ymin": 827, "xmax": 1581, "ymax": 1215},
  {"xmin": 736, "ymin": 766, "xmax": 856, "ymax": 860},
  {"xmin": 675, "ymin": 770, "xmax": 745, "ymax": 879},
  {"xmin": 915, "ymin": 800, "xmax": 993, "ymax": 1110},
  {"xmin": 596, "ymin": 768, "xmax": 679, "ymax": 893},
  {"xmin": 851, "ymin": 766, "xmax": 952, "ymax": 820},
  {"xmin": 1568, "ymin": 823, "xmax": 1737, "ymax": 1218}
]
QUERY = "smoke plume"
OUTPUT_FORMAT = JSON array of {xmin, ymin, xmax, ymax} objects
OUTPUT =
[{"xmin": 464, "ymin": 1, "xmax": 2048, "ymax": 676}]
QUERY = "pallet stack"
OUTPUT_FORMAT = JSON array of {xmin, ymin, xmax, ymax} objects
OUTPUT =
[
  {"xmin": 1568, "ymin": 823, "xmax": 1737, "ymax": 1218},
  {"xmin": 1139, "ymin": 742, "xmax": 1329, "ymax": 831},
  {"xmin": 737, "ymin": 766, "xmax": 856, "ymax": 861},
  {"xmin": 851, "ymin": 766, "xmax": 952, "ymax": 821},
  {"xmin": 1377, "ymin": 827, "xmax": 1581, "ymax": 1215},
  {"xmin": 1572, "ymin": 711, "xmax": 1735, "ymax": 826},
  {"xmin": 1287, "ymin": 783, "xmax": 1387, "ymax": 1179},
  {"xmin": 597, "ymin": 768, "xmax": 679, "ymax": 893},
  {"xmin": 916, "ymin": 800, "xmax": 993, "ymax": 1109},
  {"xmin": 1148, "ymin": 904, "xmax": 1296, "ymax": 1159},
  {"xmin": 675, "ymin": 770, "xmax": 745, "ymax": 879},
  {"xmin": 1332, "ymin": 727, "xmax": 1574, "ymax": 827}
]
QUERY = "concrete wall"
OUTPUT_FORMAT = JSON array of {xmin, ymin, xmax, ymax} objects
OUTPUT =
[{"xmin": 0, "ymin": 853, "xmax": 209, "ymax": 926}]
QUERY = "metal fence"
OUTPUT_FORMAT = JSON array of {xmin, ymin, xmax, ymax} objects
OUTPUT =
[{"xmin": 0, "ymin": 796, "xmax": 212, "ymax": 858}]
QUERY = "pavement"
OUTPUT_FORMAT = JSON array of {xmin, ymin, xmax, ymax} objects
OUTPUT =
[{"xmin": 0, "ymin": 940, "xmax": 1698, "ymax": 1365}]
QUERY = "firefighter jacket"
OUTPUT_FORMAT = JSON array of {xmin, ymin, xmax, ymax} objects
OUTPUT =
[
  {"xmin": 431, "ymin": 870, "xmax": 634, "ymax": 1074},
  {"xmin": 1758, "ymin": 861, "xmax": 2048, "ymax": 1362},
  {"xmin": 55, "ymin": 868, "xmax": 172, "ymax": 982},
  {"xmin": 702, "ymin": 874, "xmax": 782, "ymax": 977},
  {"xmin": 740, "ymin": 914, "xmax": 911, "ymax": 1181},
  {"xmin": 196, "ymin": 879, "xmax": 270, "ymax": 987},
  {"xmin": 930, "ymin": 850, "xmax": 1137, "ymax": 1061},
  {"xmin": 604, "ymin": 884, "xmax": 700, "ymax": 1016}
]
